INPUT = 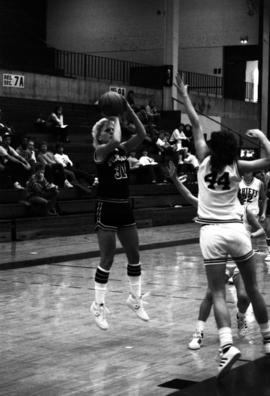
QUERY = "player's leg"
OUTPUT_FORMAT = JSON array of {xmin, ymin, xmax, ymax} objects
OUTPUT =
[
  {"xmin": 233, "ymin": 271, "xmax": 250, "ymax": 336},
  {"xmin": 237, "ymin": 255, "xmax": 270, "ymax": 353},
  {"xmin": 90, "ymin": 228, "xmax": 116, "ymax": 330},
  {"xmin": 188, "ymin": 288, "xmax": 212, "ymax": 350},
  {"xmin": 117, "ymin": 226, "xmax": 149, "ymax": 321}
]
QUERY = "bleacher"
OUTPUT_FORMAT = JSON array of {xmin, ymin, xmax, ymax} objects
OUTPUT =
[
  {"xmin": 0, "ymin": 96, "xmax": 99, "ymax": 171},
  {"xmin": 0, "ymin": 96, "xmax": 197, "ymax": 242}
]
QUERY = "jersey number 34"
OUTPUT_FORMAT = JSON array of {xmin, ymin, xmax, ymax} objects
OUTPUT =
[{"xmin": 204, "ymin": 171, "xmax": 230, "ymax": 190}]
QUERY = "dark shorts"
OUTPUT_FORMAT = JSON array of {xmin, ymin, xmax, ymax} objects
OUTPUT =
[{"xmin": 95, "ymin": 199, "xmax": 136, "ymax": 231}]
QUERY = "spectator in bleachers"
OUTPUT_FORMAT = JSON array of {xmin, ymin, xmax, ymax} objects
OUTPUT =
[
  {"xmin": 1, "ymin": 132, "xmax": 31, "ymax": 189},
  {"xmin": 156, "ymin": 130, "xmax": 171, "ymax": 153},
  {"xmin": 138, "ymin": 149, "xmax": 165, "ymax": 183},
  {"xmin": 16, "ymin": 136, "xmax": 37, "ymax": 171},
  {"xmin": 37, "ymin": 141, "xmax": 73, "ymax": 188},
  {"xmin": 126, "ymin": 90, "xmax": 138, "ymax": 111},
  {"xmin": 183, "ymin": 148, "xmax": 199, "ymax": 171},
  {"xmin": 183, "ymin": 123, "xmax": 193, "ymax": 139},
  {"xmin": 46, "ymin": 105, "xmax": 70, "ymax": 143},
  {"xmin": 26, "ymin": 163, "xmax": 59, "ymax": 216},
  {"xmin": 145, "ymin": 99, "xmax": 160, "ymax": 125},
  {"xmin": 54, "ymin": 143, "xmax": 92, "ymax": 193},
  {"xmin": 169, "ymin": 123, "xmax": 189, "ymax": 164},
  {"xmin": 136, "ymin": 105, "xmax": 149, "ymax": 125}
]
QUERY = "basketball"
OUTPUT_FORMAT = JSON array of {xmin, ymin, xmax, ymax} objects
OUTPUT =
[{"xmin": 99, "ymin": 91, "xmax": 126, "ymax": 116}]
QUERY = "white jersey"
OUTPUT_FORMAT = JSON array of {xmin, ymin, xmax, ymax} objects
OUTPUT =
[
  {"xmin": 239, "ymin": 177, "xmax": 262, "ymax": 216},
  {"xmin": 197, "ymin": 156, "xmax": 242, "ymax": 224}
]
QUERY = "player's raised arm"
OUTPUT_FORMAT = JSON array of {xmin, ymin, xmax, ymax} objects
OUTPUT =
[
  {"xmin": 174, "ymin": 74, "xmax": 209, "ymax": 163},
  {"xmin": 238, "ymin": 129, "xmax": 270, "ymax": 175},
  {"xmin": 167, "ymin": 160, "xmax": 198, "ymax": 208}
]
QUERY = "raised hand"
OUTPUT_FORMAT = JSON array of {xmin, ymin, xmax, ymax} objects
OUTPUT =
[
  {"xmin": 246, "ymin": 129, "xmax": 264, "ymax": 139},
  {"xmin": 173, "ymin": 73, "xmax": 188, "ymax": 97}
]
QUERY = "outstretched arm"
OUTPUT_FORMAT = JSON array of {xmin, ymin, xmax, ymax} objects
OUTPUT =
[
  {"xmin": 238, "ymin": 129, "xmax": 270, "ymax": 174},
  {"xmin": 246, "ymin": 207, "xmax": 265, "ymax": 238},
  {"xmin": 174, "ymin": 74, "xmax": 209, "ymax": 163},
  {"xmin": 167, "ymin": 161, "xmax": 198, "ymax": 208}
]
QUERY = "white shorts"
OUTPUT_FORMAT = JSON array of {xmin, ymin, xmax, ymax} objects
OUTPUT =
[{"xmin": 200, "ymin": 223, "xmax": 254, "ymax": 266}]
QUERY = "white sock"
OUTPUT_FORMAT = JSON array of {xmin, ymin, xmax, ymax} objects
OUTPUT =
[
  {"xmin": 218, "ymin": 327, "xmax": 233, "ymax": 350},
  {"xmin": 95, "ymin": 282, "xmax": 107, "ymax": 305},
  {"xmin": 128, "ymin": 275, "xmax": 141, "ymax": 299},
  {"xmin": 196, "ymin": 320, "xmax": 205, "ymax": 333}
]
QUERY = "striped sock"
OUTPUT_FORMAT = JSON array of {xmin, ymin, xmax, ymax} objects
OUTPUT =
[{"xmin": 219, "ymin": 327, "xmax": 233, "ymax": 353}]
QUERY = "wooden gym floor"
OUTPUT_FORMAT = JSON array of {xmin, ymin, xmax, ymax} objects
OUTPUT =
[{"xmin": 0, "ymin": 223, "xmax": 270, "ymax": 396}]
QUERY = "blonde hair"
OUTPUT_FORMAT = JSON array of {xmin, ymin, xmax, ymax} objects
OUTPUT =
[{"xmin": 91, "ymin": 117, "xmax": 108, "ymax": 148}]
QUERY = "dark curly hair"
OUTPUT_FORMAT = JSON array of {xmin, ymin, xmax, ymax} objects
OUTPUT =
[{"xmin": 209, "ymin": 130, "xmax": 239, "ymax": 173}]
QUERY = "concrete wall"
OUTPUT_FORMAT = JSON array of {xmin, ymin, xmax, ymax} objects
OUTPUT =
[
  {"xmin": 0, "ymin": 69, "xmax": 162, "ymax": 107},
  {"xmin": 47, "ymin": 0, "xmax": 259, "ymax": 74}
]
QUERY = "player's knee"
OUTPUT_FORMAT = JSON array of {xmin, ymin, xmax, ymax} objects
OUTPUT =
[{"xmin": 237, "ymin": 292, "xmax": 249, "ymax": 307}]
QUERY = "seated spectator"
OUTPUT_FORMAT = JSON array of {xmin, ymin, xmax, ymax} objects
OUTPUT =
[
  {"xmin": 126, "ymin": 90, "xmax": 138, "ymax": 110},
  {"xmin": 145, "ymin": 99, "xmax": 160, "ymax": 125},
  {"xmin": 183, "ymin": 149, "xmax": 199, "ymax": 171},
  {"xmin": 183, "ymin": 123, "xmax": 193, "ymax": 139},
  {"xmin": 16, "ymin": 136, "xmax": 37, "ymax": 171},
  {"xmin": 37, "ymin": 141, "xmax": 72, "ymax": 188},
  {"xmin": 136, "ymin": 106, "xmax": 149, "ymax": 125},
  {"xmin": 26, "ymin": 163, "xmax": 59, "ymax": 216},
  {"xmin": 54, "ymin": 143, "xmax": 92, "ymax": 193},
  {"xmin": 169, "ymin": 124, "xmax": 189, "ymax": 164},
  {"xmin": 46, "ymin": 105, "xmax": 70, "ymax": 143},
  {"xmin": 1, "ymin": 132, "xmax": 31, "ymax": 189},
  {"xmin": 156, "ymin": 130, "xmax": 171, "ymax": 153},
  {"xmin": 138, "ymin": 149, "xmax": 165, "ymax": 183}
]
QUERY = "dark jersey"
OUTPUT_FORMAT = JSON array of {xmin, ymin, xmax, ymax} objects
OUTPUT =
[{"xmin": 95, "ymin": 147, "xmax": 130, "ymax": 199}]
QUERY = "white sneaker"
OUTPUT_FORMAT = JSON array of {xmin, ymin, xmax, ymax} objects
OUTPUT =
[
  {"xmin": 188, "ymin": 330, "xmax": 204, "ymax": 350},
  {"xmin": 217, "ymin": 346, "xmax": 241, "ymax": 379},
  {"xmin": 64, "ymin": 179, "xmax": 74, "ymax": 188},
  {"xmin": 90, "ymin": 301, "xmax": 109, "ymax": 330},
  {"xmin": 265, "ymin": 254, "xmax": 270, "ymax": 262},
  {"xmin": 237, "ymin": 314, "xmax": 248, "ymax": 337},
  {"xmin": 126, "ymin": 293, "xmax": 149, "ymax": 321}
]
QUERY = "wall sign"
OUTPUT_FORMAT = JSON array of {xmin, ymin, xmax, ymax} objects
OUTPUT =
[
  {"xmin": 3, "ymin": 73, "xmax": 25, "ymax": 88},
  {"xmin": 110, "ymin": 86, "xmax": 126, "ymax": 96}
]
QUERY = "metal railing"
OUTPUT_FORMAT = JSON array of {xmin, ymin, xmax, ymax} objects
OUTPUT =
[
  {"xmin": 51, "ymin": 48, "xmax": 257, "ymax": 102},
  {"xmin": 53, "ymin": 48, "xmax": 147, "ymax": 83},
  {"xmin": 179, "ymin": 70, "xmax": 223, "ymax": 97}
]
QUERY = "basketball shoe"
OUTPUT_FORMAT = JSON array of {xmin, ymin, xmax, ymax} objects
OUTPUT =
[
  {"xmin": 188, "ymin": 330, "xmax": 204, "ymax": 350},
  {"xmin": 217, "ymin": 346, "xmax": 241, "ymax": 379},
  {"xmin": 237, "ymin": 313, "xmax": 248, "ymax": 337},
  {"xmin": 126, "ymin": 293, "xmax": 149, "ymax": 321},
  {"xmin": 90, "ymin": 301, "xmax": 109, "ymax": 330}
]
